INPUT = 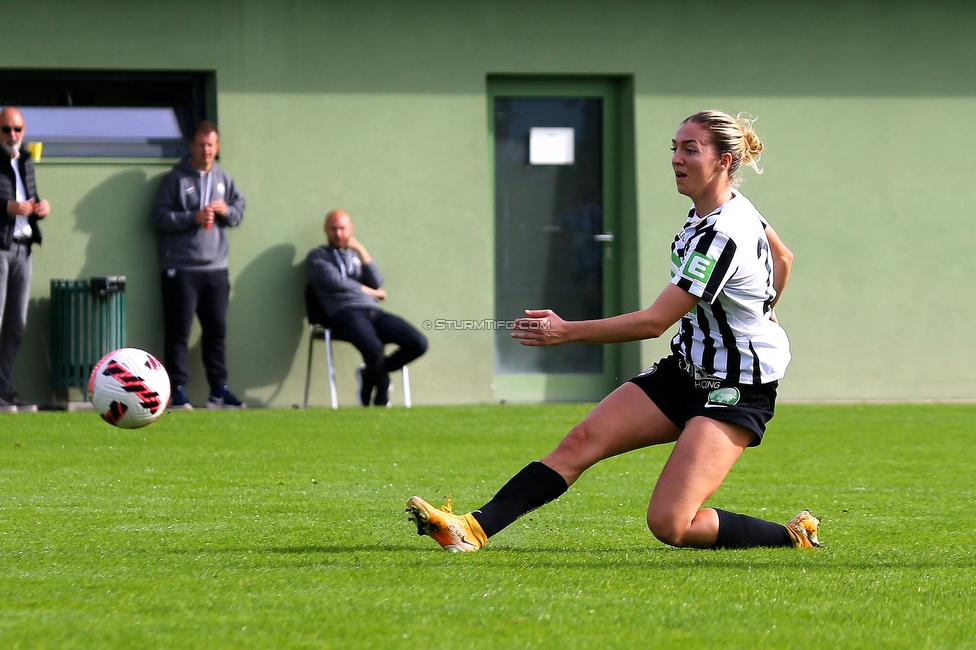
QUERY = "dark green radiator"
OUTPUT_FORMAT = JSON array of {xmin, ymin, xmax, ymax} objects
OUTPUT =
[{"xmin": 50, "ymin": 277, "xmax": 127, "ymax": 397}]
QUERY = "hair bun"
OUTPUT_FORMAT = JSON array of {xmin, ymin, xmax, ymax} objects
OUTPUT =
[{"xmin": 735, "ymin": 113, "xmax": 763, "ymax": 173}]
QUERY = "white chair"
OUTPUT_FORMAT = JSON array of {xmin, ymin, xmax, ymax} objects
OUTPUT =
[{"xmin": 303, "ymin": 285, "xmax": 411, "ymax": 409}]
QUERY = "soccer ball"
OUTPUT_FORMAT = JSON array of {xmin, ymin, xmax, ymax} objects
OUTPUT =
[{"xmin": 89, "ymin": 348, "xmax": 171, "ymax": 429}]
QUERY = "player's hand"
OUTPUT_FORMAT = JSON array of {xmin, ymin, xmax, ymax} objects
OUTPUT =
[
  {"xmin": 195, "ymin": 207, "xmax": 215, "ymax": 228},
  {"xmin": 511, "ymin": 309, "xmax": 570, "ymax": 346},
  {"xmin": 7, "ymin": 199, "xmax": 34, "ymax": 216},
  {"xmin": 34, "ymin": 199, "xmax": 51, "ymax": 218},
  {"xmin": 208, "ymin": 200, "xmax": 228, "ymax": 216}
]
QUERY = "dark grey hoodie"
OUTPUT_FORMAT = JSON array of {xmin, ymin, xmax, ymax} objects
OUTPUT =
[
  {"xmin": 306, "ymin": 245, "xmax": 384, "ymax": 317},
  {"xmin": 150, "ymin": 157, "xmax": 245, "ymax": 270}
]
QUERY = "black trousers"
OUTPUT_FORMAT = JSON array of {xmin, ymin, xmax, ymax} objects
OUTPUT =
[
  {"xmin": 328, "ymin": 307, "xmax": 427, "ymax": 389},
  {"xmin": 160, "ymin": 268, "xmax": 230, "ymax": 389}
]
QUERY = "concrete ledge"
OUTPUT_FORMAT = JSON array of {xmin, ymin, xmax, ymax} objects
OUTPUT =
[{"xmin": 40, "ymin": 401, "xmax": 95, "ymax": 411}]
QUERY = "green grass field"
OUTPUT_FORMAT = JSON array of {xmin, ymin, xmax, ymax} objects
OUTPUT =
[{"xmin": 1, "ymin": 404, "xmax": 974, "ymax": 649}]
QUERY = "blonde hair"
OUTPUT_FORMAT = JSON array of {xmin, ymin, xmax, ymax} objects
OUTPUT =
[{"xmin": 682, "ymin": 110, "xmax": 763, "ymax": 185}]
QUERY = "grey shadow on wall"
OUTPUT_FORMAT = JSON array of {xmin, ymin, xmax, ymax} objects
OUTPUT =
[
  {"xmin": 73, "ymin": 168, "xmax": 166, "ymax": 354},
  {"xmin": 218, "ymin": 244, "xmax": 305, "ymax": 405},
  {"xmin": 17, "ymin": 297, "xmax": 52, "ymax": 403},
  {"xmin": 72, "ymin": 168, "xmax": 303, "ymax": 405},
  {"xmin": 75, "ymin": 170, "xmax": 305, "ymax": 406}
]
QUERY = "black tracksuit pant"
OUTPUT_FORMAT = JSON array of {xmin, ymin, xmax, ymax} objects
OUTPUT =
[
  {"xmin": 328, "ymin": 306, "xmax": 427, "ymax": 401},
  {"xmin": 160, "ymin": 268, "xmax": 230, "ymax": 390}
]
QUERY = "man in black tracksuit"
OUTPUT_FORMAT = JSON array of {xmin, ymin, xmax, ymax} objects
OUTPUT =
[{"xmin": 151, "ymin": 121, "xmax": 246, "ymax": 410}]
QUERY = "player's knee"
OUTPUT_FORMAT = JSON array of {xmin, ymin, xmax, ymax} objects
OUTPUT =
[
  {"xmin": 646, "ymin": 509, "xmax": 691, "ymax": 547},
  {"xmin": 542, "ymin": 422, "xmax": 599, "ymax": 485},
  {"xmin": 554, "ymin": 421, "xmax": 594, "ymax": 458}
]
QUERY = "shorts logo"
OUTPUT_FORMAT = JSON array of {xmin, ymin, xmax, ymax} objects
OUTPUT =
[
  {"xmin": 706, "ymin": 387, "xmax": 740, "ymax": 408},
  {"xmin": 637, "ymin": 364, "xmax": 658, "ymax": 377},
  {"xmin": 683, "ymin": 252, "xmax": 715, "ymax": 283}
]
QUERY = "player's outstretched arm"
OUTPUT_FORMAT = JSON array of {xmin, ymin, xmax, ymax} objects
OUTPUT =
[{"xmin": 512, "ymin": 284, "xmax": 699, "ymax": 346}]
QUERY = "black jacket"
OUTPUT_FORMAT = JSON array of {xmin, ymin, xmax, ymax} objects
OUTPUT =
[{"xmin": 0, "ymin": 146, "xmax": 42, "ymax": 251}]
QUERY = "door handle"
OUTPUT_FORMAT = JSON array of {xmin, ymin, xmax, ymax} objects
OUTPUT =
[{"xmin": 593, "ymin": 232, "xmax": 614, "ymax": 242}]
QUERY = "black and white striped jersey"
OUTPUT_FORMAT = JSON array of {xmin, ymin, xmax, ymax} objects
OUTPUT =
[{"xmin": 669, "ymin": 191, "xmax": 791, "ymax": 384}]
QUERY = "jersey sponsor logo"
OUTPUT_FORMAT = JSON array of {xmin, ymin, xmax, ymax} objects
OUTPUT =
[
  {"xmin": 695, "ymin": 379, "xmax": 722, "ymax": 390},
  {"xmin": 683, "ymin": 252, "xmax": 715, "ymax": 283},
  {"xmin": 705, "ymin": 387, "xmax": 740, "ymax": 408}
]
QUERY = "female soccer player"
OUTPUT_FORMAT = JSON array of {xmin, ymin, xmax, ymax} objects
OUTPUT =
[{"xmin": 407, "ymin": 110, "xmax": 820, "ymax": 552}]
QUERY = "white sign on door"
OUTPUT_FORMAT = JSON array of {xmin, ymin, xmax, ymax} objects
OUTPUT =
[{"xmin": 529, "ymin": 127, "xmax": 575, "ymax": 165}]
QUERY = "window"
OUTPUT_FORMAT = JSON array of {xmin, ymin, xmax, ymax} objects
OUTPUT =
[
  {"xmin": 20, "ymin": 106, "xmax": 185, "ymax": 157},
  {"xmin": 0, "ymin": 70, "xmax": 213, "ymax": 158}
]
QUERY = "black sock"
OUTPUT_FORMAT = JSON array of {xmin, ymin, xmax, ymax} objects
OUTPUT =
[
  {"xmin": 712, "ymin": 509, "xmax": 792, "ymax": 548},
  {"xmin": 471, "ymin": 462, "xmax": 568, "ymax": 538}
]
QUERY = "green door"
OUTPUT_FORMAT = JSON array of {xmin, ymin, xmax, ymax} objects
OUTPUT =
[{"xmin": 490, "ymin": 78, "xmax": 621, "ymax": 402}]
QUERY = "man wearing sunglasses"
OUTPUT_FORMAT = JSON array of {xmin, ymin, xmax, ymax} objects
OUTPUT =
[{"xmin": 0, "ymin": 107, "xmax": 49, "ymax": 413}]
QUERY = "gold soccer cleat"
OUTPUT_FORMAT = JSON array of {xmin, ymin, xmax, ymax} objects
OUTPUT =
[
  {"xmin": 786, "ymin": 510, "xmax": 821, "ymax": 548},
  {"xmin": 406, "ymin": 496, "xmax": 487, "ymax": 552}
]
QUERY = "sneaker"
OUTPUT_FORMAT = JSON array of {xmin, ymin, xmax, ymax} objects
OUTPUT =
[
  {"xmin": 0, "ymin": 396, "xmax": 16, "ymax": 413},
  {"xmin": 10, "ymin": 395, "xmax": 37, "ymax": 413},
  {"xmin": 207, "ymin": 385, "xmax": 246, "ymax": 409},
  {"xmin": 1, "ymin": 392, "xmax": 36, "ymax": 413},
  {"xmin": 355, "ymin": 365, "xmax": 373, "ymax": 406},
  {"xmin": 785, "ymin": 510, "xmax": 821, "ymax": 548},
  {"xmin": 406, "ymin": 496, "xmax": 487, "ymax": 552},
  {"xmin": 169, "ymin": 385, "xmax": 193, "ymax": 410}
]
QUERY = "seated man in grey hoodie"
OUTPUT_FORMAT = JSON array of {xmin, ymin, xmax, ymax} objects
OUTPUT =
[
  {"xmin": 151, "ymin": 121, "xmax": 246, "ymax": 410},
  {"xmin": 306, "ymin": 209, "xmax": 427, "ymax": 406}
]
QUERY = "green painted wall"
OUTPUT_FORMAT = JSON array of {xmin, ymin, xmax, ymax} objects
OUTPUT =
[{"xmin": 7, "ymin": 1, "xmax": 976, "ymax": 405}]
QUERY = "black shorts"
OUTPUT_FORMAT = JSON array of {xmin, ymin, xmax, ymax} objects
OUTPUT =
[{"xmin": 628, "ymin": 355, "xmax": 778, "ymax": 447}]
